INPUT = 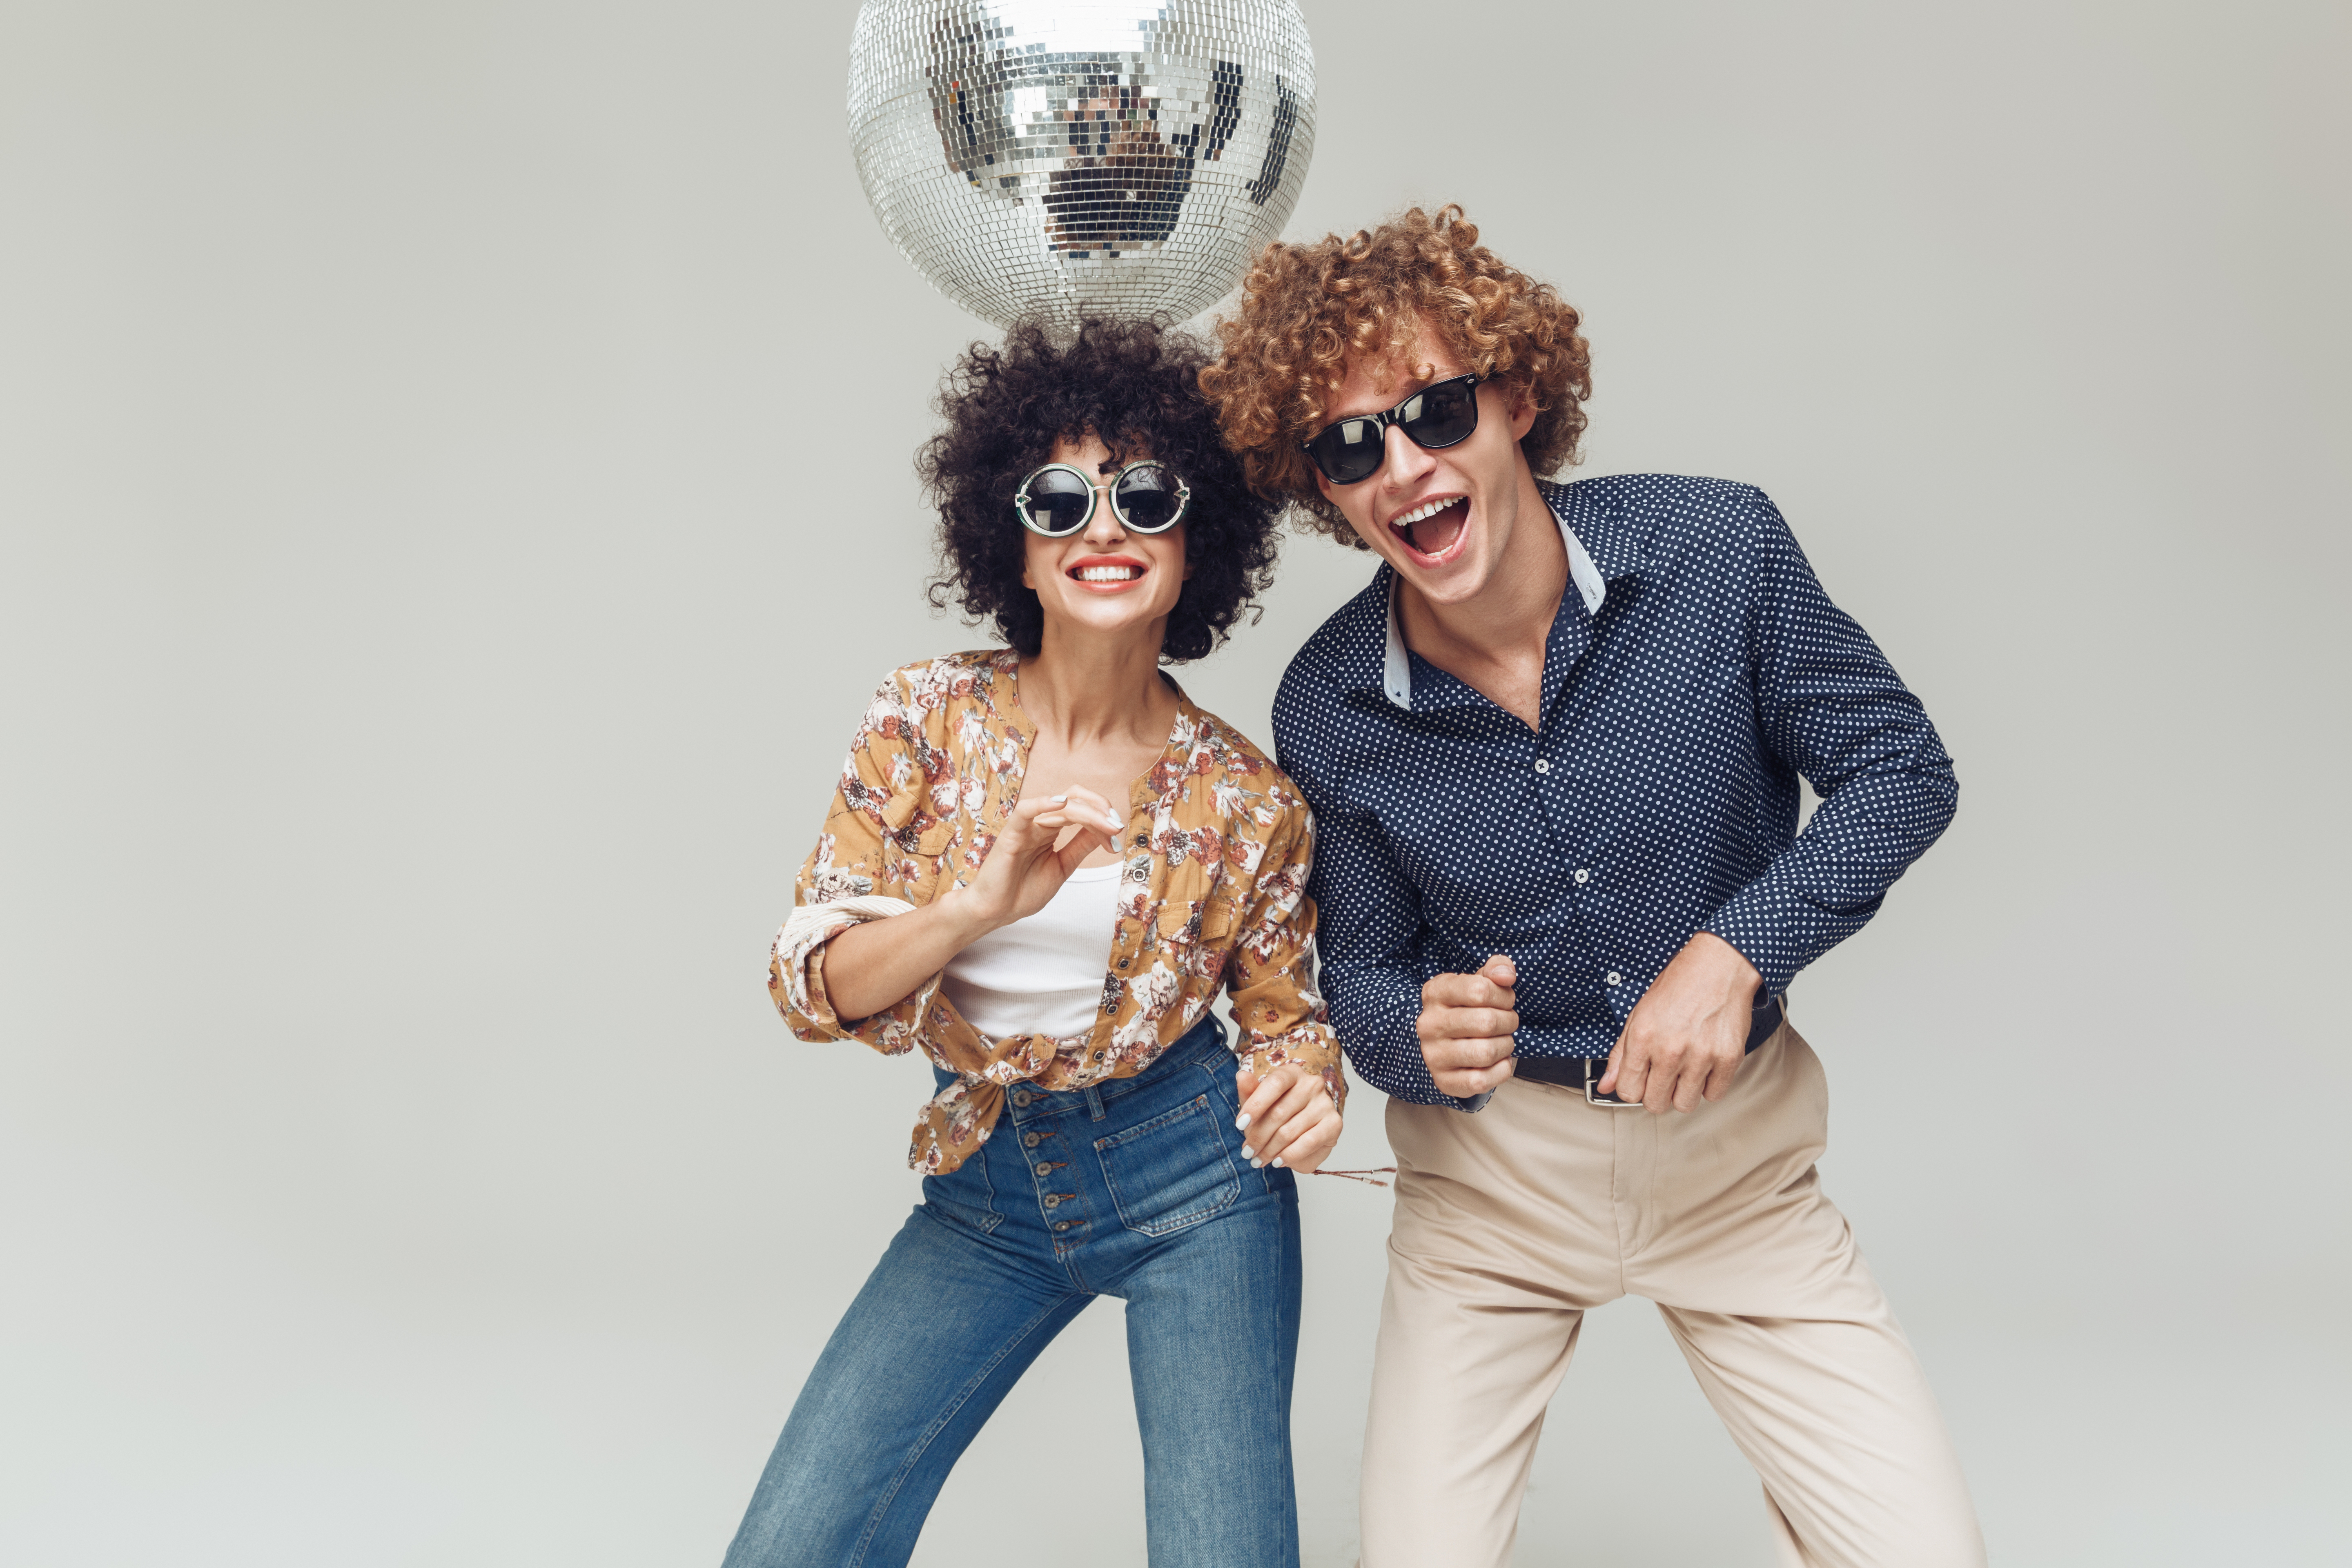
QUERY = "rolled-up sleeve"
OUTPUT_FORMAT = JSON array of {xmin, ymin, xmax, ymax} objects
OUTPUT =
[
  {"xmin": 1222, "ymin": 806, "xmax": 1347, "ymax": 1111},
  {"xmin": 768, "ymin": 673, "xmax": 937, "ymax": 1058}
]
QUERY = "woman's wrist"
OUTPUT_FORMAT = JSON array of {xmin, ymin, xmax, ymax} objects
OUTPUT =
[{"xmin": 931, "ymin": 884, "xmax": 1004, "ymax": 946}]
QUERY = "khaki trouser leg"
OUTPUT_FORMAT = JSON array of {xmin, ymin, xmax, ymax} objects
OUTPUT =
[{"xmin": 1359, "ymin": 1026, "xmax": 1983, "ymax": 1568}]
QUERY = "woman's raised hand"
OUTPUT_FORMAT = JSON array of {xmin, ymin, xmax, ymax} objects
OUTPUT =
[
  {"xmin": 1233, "ymin": 1065, "xmax": 1343, "ymax": 1174},
  {"xmin": 959, "ymin": 785, "xmax": 1126, "ymax": 932}
]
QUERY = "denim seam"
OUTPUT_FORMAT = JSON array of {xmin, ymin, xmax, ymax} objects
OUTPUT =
[{"xmin": 848, "ymin": 1290, "xmax": 1086, "ymax": 1567}]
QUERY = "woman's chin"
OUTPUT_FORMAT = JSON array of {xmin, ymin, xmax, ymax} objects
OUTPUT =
[{"xmin": 1042, "ymin": 590, "xmax": 1174, "ymax": 639}]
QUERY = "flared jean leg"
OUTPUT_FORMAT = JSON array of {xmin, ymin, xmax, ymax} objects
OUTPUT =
[
  {"xmin": 721, "ymin": 1205, "xmax": 1089, "ymax": 1568},
  {"xmin": 1121, "ymin": 1183, "xmax": 1303, "ymax": 1568}
]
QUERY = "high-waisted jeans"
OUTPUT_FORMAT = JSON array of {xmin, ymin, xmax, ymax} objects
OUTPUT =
[{"xmin": 722, "ymin": 1013, "xmax": 1303, "ymax": 1568}]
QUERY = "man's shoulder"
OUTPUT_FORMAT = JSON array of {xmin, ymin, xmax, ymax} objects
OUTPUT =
[
  {"xmin": 1551, "ymin": 472, "xmax": 1787, "ymax": 575},
  {"xmin": 1272, "ymin": 567, "xmax": 1390, "ymax": 749}
]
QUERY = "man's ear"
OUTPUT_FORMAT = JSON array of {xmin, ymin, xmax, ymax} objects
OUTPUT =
[{"xmin": 1507, "ymin": 383, "xmax": 1539, "ymax": 442}]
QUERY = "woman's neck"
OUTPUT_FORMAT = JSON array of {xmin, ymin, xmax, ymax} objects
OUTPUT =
[{"xmin": 1018, "ymin": 619, "xmax": 1177, "ymax": 751}]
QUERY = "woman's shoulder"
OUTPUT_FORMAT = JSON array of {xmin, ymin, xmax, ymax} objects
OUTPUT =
[
  {"xmin": 859, "ymin": 649, "xmax": 1020, "ymax": 733},
  {"xmin": 1163, "ymin": 699, "xmax": 1312, "ymax": 830}
]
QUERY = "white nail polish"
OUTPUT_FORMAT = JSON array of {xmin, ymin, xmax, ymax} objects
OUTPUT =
[
  {"xmin": 1272, "ymin": 1157, "xmax": 1285, "ymax": 1169},
  {"xmin": 1251, "ymin": 1158, "xmax": 1264, "ymax": 1169},
  {"xmin": 1234, "ymin": 1113, "xmax": 1251, "ymax": 1131}
]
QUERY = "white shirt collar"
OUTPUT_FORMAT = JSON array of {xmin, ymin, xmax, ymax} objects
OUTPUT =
[{"xmin": 1382, "ymin": 511, "xmax": 1606, "ymax": 708}]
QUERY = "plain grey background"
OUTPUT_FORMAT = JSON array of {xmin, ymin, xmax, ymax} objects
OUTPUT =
[{"xmin": 3, "ymin": 1, "xmax": 2345, "ymax": 1563}]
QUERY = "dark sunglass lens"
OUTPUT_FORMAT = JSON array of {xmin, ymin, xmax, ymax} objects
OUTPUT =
[
  {"xmin": 1312, "ymin": 417, "xmax": 1386, "ymax": 483},
  {"xmin": 1114, "ymin": 465, "xmax": 1183, "ymax": 530},
  {"xmin": 1402, "ymin": 379, "xmax": 1479, "ymax": 447},
  {"xmin": 1022, "ymin": 469, "xmax": 1093, "ymax": 533}
]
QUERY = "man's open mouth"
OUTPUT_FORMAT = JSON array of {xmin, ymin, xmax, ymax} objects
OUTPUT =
[{"xmin": 1388, "ymin": 496, "xmax": 1469, "ymax": 562}]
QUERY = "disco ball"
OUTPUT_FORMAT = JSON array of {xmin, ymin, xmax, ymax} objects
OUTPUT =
[{"xmin": 846, "ymin": 0, "xmax": 1316, "ymax": 329}]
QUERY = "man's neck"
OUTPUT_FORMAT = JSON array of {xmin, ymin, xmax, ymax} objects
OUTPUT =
[{"xmin": 1395, "ymin": 468, "xmax": 1567, "ymax": 726}]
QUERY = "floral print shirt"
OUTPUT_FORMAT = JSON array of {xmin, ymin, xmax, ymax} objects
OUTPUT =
[{"xmin": 770, "ymin": 649, "xmax": 1346, "ymax": 1174}]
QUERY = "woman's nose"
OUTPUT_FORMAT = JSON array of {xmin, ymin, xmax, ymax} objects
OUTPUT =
[{"xmin": 1083, "ymin": 488, "xmax": 1130, "ymax": 543}]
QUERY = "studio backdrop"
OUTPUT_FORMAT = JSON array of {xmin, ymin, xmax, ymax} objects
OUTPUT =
[{"xmin": 0, "ymin": 2, "xmax": 2344, "ymax": 1565}]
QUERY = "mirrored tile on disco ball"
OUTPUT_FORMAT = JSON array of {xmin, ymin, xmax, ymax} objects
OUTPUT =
[{"xmin": 847, "ymin": 0, "xmax": 1316, "ymax": 328}]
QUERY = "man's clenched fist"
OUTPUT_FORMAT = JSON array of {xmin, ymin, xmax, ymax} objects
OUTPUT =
[{"xmin": 1417, "ymin": 955, "xmax": 1520, "ymax": 1098}]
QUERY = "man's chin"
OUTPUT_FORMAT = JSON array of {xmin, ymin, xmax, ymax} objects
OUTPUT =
[{"xmin": 1380, "ymin": 529, "xmax": 1486, "ymax": 600}]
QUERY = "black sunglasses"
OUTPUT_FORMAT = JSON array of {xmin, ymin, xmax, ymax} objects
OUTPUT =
[
  {"xmin": 1300, "ymin": 373, "xmax": 1485, "ymax": 486},
  {"xmin": 1013, "ymin": 460, "xmax": 1191, "ymax": 537}
]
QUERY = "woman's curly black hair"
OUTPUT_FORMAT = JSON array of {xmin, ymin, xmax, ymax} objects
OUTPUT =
[{"xmin": 920, "ymin": 315, "xmax": 1281, "ymax": 663}]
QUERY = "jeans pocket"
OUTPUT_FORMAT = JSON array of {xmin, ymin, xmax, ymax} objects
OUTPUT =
[
  {"xmin": 1093, "ymin": 1092, "xmax": 1241, "ymax": 1238},
  {"xmin": 921, "ymin": 1146, "xmax": 1002, "ymax": 1235}
]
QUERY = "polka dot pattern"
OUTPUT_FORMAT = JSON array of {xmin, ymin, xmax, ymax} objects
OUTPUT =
[{"xmin": 1272, "ymin": 474, "xmax": 1958, "ymax": 1107}]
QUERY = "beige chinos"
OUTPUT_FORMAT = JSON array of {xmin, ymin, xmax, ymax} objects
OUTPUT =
[{"xmin": 1359, "ymin": 1023, "xmax": 1984, "ymax": 1568}]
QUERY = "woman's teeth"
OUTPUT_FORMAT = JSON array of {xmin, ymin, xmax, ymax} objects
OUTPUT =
[{"xmin": 1076, "ymin": 564, "xmax": 1142, "ymax": 581}]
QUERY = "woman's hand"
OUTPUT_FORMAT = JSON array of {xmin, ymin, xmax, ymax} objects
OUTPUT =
[
  {"xmin": 1233, "ymin": 1064, "xmax": 1342, "ymax": 1174},
  {"xmin": 956, "ymin": 785, "xmax": 1125, "ymax": 932}
]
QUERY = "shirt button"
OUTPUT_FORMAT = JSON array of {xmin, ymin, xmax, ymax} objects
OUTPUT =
[
  {"xmin": 1118, "ymin": 958, "xmax": 1130, "ymax": 969},
  {"xmin": 1042, "ymin": 1194, "xmax": 1060, "ymax": 1209},
  {"xmin": 1012, "ymin": 1091, "xmax": 1033, "ymax": 1107},
  {"xmin": 1035, "ymin": 1162, "xmax": 1051, "ymax": 1176},
  {"xmin": 1534, "ymin": 758, "xmax": 1551, "ymax": 774},
  {"xmin": 1574, "ymin": 868, "xmax": 1591, "ymax": 885},
  {"xmin": 1605, "ymin": 971, "xmax": 1624, "ymax": 987},
  {"xmin": 1055, "ymin": 1221, "xmax": 1071, "ymax": 1232},
  {"xmin": 1022, "ymin": 1132, "xmax": 1040, "ymax": 1147}
]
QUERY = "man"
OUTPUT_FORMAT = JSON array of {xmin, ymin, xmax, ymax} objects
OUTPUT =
[{"xmin": 1201, "ymin": 206, "xmax": 1985, "ymax": 1567}]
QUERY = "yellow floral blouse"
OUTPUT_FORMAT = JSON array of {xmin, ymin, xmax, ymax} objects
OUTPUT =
[{"xmin": 769, "ymin": 649, "xmax": 1345, "ymax": 1174}]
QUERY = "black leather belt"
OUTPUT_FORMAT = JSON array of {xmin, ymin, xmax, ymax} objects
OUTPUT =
[{"xmin": 1513, "ymin": 993, "xmax": 1786, "ymax": 1105}]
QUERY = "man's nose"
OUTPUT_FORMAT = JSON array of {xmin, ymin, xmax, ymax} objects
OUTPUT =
[{"xmin": 1381, "ymin": 421, "xmax": 1434, "ymax": 488}]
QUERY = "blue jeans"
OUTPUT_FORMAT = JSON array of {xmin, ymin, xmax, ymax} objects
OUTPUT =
[{"xmin": 722, "ymin": 1014, "xmax": 1303, "ymax": 1568}]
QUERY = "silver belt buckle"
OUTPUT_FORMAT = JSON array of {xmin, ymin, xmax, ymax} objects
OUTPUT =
[{"xmin": 1584, "ymin": 1057, "xmax": 1639, "ymax": 1107}]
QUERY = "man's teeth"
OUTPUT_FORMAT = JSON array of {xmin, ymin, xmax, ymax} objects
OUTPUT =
[
  {"xmin": 1077, "ymin": 565, "xmax": 1141, "ymax": 581},
  {"xmin": 1391, "ymin": 497, "xmax": 1462, "ymax": 528}
]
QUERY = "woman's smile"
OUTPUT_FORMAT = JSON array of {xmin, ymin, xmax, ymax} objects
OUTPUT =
[{"xmin": 1067, "ymin": 553, "xmax": 1151, "ymax": 590}]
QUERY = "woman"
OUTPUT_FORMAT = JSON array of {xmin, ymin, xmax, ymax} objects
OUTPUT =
[{"xmin": 722, "ymin": 318, "xmax": 1346, "ymax": 1568}]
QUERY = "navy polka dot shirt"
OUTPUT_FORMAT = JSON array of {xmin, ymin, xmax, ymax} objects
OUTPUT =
[{"xmin": 1272, "ymin": 474, "xmax": 1958, "ymax": 1108}]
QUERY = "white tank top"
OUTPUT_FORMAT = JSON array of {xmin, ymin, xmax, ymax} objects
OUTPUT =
[{"xmin": 940, "ymin": 861, "xmax": 1123, "ymax": 1040}]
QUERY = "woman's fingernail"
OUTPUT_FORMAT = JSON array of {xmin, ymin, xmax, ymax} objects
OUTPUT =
[
  {"xmin": 1051, "ymin": 793, "xmax": 1067, "ymax": 804},
  {"xmin": 1251, "ymin": 1158, "xmax": 1264, "ymax": 1169},
  {"xmin": 1272, "ymin": 1157, "xmax": 1285, "ymax": 1169},
  {"xmin": 1234, "ymin": 1113, "xmax": 1251, "ymax": 1131}
]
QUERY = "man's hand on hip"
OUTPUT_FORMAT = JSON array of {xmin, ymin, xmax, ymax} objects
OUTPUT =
[
  {"xmin": 1599, "ymin": 933, "xmax": 1764, "ymax": 1114},
  {"xmin": 1417, "ymin": 956, "xmax": 1520, "ymax": 1098}
]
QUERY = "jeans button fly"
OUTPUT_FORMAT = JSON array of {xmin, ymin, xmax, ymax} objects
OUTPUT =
[{"xmin": 1043, "ymin": 1195, "xmax": 1060, "ymax": 1209}]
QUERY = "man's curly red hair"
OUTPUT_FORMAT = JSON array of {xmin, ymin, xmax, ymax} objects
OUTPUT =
[{"xmin": 1199, "ymin": 205, "xmax": 1593, "ymax": 549}]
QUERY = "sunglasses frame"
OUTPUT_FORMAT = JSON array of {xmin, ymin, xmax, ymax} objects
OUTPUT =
[
  {"xmin": 1300, "ymin": 372, "xmax": 1487, "ymax": 486},
  {"xmin": 1013, "ymin": 460, "xmax": 1192, "ymax": 537}
]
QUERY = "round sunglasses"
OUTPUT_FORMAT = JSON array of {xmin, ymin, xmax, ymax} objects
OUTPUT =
[
  {"xmin": 1013, "ymin": 460, "xmax": 1191, "ymax": 537},
  {"xmin": 1299, "ymin": 372, "xmax": 1485, "ymax": 486}
]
